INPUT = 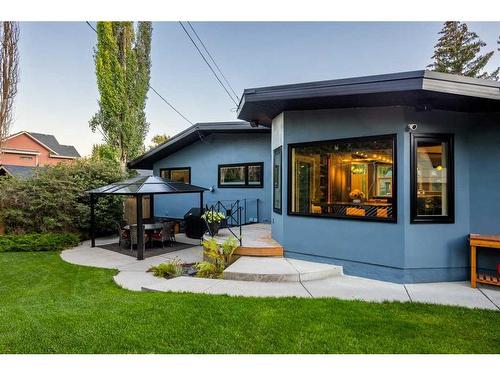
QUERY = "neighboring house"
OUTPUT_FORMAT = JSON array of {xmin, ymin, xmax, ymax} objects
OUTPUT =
[
  {"xmin": 129, "ymin": 122, "xmax": 271, "ymax": 222},
  {"xmin": 130, "ymin": 70, "xmax": 500, "ymax": 284},
  {"xmin": 0, "ymin": 131, "xmax": 80, "ymax": 177}
]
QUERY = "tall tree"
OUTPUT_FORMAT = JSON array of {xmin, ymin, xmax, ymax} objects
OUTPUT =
[
  {"xmin": 90, "ymin": 22, "xmax": 152, "ymax": 172},
  {"xmin": 0, "ymin": 22, "xmax": 20, "ymax": 162},
  {"xmin": 149, "ymin": 133, "xmax": 170, "ymax": 149},
  {"xmin": 428, "ymin": 21, "xmax": 499, "ymax": 80}
]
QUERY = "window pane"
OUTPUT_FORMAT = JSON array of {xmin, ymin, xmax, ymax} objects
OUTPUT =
[
  {"xmin": 170, "ymin": 169, "xmax": 190, "ymax": 183},
  {"xmin": 248, "ymin": 165, "xmax": 262, "ymax": 185},
  {"xmin": 160, "ymin": 168, "xmax": 190, "ymax": 183},
  {"xmin": 291, "ymin": 136, "xmax": 395, "ymax": 220},
  {"xmin": 220, "ymin": 166, "xmax": 245, "ymax": 185},
  {"xmin": 273, "ymin": 148, "xmax": 282, "ymax": 212},
  {"xmin": 416, "ymin": 140, "xmax": 448, "ymax": 216}
]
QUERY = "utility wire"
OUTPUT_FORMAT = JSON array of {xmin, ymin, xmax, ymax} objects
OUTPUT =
[
  {"xmin": 178, "ymin": 21, "xmax": 239, "ymax": 107},
  {"xmin": 186, "ymin": 21, "xmax": 240, "ymax": 102},
  {"xmin": 85, "ymin": 21, "xmax": 194, "ymax": 126}
]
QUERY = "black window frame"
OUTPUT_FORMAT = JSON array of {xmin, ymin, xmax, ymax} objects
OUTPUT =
[
  {"xmin": 218, "ymin": 162, "xmax": 264, "ymax": 189},
  {"xmin": 273, "ymin": 146, "xmax": 282, "ymax": 214},
  {"xmin": 410, "ymin": 133, "xmax": 454, "ymax": 224},
  {"xmin": 159, "ymin": 167, "xmax": 191, "ymax": 184},
  {"xmin": 287, "ymin": 133, "xmax": 398, "ymax": 223}
]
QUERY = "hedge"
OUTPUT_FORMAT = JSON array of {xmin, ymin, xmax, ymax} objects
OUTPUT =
[
  {"xmin": 0, "ymin": 158, "xmax": 127, "ymax": 236},
  {"xmin": 0, "ymin": 233, "xmax": 80, "ymax": 252}
]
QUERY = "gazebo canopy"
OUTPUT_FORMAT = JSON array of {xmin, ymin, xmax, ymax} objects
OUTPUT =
[
  {"xmin": 86, "ymin": 175, "xmax": 208, "ymax": 195},
  {"xmin": 86, "ymin": 175, "xmax": 208, "ymax": 260}
]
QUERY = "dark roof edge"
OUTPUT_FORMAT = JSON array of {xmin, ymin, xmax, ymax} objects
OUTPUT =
[
  {"xmin": 239, "ymin": 70, "xmax": 500, "ymax": 98},
  {"xmin": 128, "ymin": 121, "xmax": 270, "ymax": 169}
]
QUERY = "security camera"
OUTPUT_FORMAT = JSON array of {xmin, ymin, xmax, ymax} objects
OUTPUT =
[{"xmin": 407, "ymin": 123, "xmax": 418, "ymax": 131}]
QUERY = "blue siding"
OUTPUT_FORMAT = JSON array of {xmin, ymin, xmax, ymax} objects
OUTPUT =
[
  {"xmin": 153, "ymin": 133, "xmax": 272, "ymax": 223},
  {"xmin": 275, "ymin": 107, "xmax": 500, "ymax": 283}
]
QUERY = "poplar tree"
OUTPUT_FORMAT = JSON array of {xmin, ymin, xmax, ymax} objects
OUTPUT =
[
  {"xmin": 428, "ymin": 21, "xmax": 499, "ymax": 80},
  {"xmin": 90, "ymin": 22, "xmax": 152, "ymax": 172}
]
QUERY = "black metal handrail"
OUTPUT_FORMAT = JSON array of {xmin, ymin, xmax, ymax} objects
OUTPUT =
[{"xmin": 204, "ymin": 200, "xmax": 242, "ymax": 245}]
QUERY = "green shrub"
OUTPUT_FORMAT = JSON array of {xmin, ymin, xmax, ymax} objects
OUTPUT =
[
  {"xmin": 149, "ymin": 258, "xmax": 183, "ymax": 278},
  {"xmin": 0, "ymin": 158, "xmax": 127, "ymax": 236},
  {"xmin": 197, "ymin": 237, "xmax": 239, "ymax": 278},
  {"xmin": 0, "ymin": 233, "xmax": 80, "ymax": 252},
  {"xmin": 195, "ymin": 261, "xmax": 219, "ymax": 279}
]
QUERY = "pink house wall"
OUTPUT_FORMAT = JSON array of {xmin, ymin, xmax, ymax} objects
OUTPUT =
[{"xmin": 0, "ymin": 133, "xmax": 75, "ymax": 167}]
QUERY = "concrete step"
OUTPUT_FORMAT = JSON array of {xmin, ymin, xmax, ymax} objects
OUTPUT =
[{"xmin": 223, "ymin": 256, "xmax": 343, "ymax": 282}]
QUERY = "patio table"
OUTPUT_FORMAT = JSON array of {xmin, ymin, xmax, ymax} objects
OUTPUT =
[{"xmin": 124, "ymin": 223, "xmax": 164, "ymax": 231}]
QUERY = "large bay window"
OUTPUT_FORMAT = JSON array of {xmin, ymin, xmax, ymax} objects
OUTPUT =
[
  {"xmin": 289, "ymin": 134, "xmax": 396, "ymax": 222},
  {"xmin": 410, "ymin": 134, "xmax": 454, "ymax": 223}
]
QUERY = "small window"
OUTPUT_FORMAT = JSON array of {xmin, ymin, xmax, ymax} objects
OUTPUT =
[
  {"xmin": 273, "ymin": 147, "xmax": 282, "ymax": 213},
  {"xmin": 159, "ymin": 167, "xmax": 191, "ymax": 184},
  {"xmin": 289, "ymin": 134, "xmax": 396, "ymax": 222},
  {"xmin": 411, "ymin": 134, "xmax": 454, "ymax": 223},
  {"xmin": 20, "ymin": 156, "xmax": 33, "ymax": 160},
  {"xmin": 218, "ymin": 162, "xmax": 263, "ymax": 188}
]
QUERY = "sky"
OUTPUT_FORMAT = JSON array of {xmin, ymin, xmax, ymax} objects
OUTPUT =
[{"xmin": 13, "ymin": 21, "xmax": 500, "ymax": 157}]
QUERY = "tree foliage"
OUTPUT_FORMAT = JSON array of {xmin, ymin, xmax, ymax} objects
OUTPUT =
[
  {"xmin": 0, "ymin": 22, "xmax": 20, "ymax": 156},
  {"xmin": 149, "ymin": 133, "xmax": 170, "ymax": 149},
  {"xmin": 428, "ymin": 21, "xmax": 499, "ymax": 80},
  {"xmin": 89, "ymin": 22, "xmax": 152, "ymax": 172},
  {"xmin": 0, "ymin": 159, "xmax": 126, "ymax": 236}
]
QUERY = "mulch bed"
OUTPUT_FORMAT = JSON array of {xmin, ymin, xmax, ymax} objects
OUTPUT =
[{"xmin": 98, "ymin": 241, "xmax": 195, "ymax": 259}]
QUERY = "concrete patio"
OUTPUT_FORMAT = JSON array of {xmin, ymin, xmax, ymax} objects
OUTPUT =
[{"xmin": 60, "ymin": 236, "xmax": 500, "ymax": 311}]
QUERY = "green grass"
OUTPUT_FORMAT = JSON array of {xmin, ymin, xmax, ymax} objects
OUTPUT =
[{"xmin": 0, "ymin": 251, "xmax": 499, "ymax": 354}]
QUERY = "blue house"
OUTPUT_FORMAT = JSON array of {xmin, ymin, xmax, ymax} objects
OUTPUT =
[
  {"xmin": 130, "ymin": 70, "xmax": 500, "ymax": 283},
  {"xmin": 129, "ymin": 121, "xmax": 272, "ymax": 223}
]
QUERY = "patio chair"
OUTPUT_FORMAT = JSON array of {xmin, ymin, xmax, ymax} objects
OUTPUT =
[
  {"xmin": 117, "ymin": 223, "xmax": 130, "ymax": 249},
  {"xmin": 129, "ymin": 225, "xmax": 149, "ymax": 251},
  {"xmin": 150, "ymin": 221, "xmax": 176, "ymax": 248}
]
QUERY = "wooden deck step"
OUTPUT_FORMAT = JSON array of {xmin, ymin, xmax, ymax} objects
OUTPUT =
[{"xmin": 234, "ymin": 245, "xmax": 284, "ymax": 257}]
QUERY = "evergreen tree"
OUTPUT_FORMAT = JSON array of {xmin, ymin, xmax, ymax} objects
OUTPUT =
[
  {"xmin": 89, "ymin": 22, "xmax": 152, "ymax": 172},
  {"xmin": 428, "ymin": 21, "xmax": 499, "ymax": 80}
]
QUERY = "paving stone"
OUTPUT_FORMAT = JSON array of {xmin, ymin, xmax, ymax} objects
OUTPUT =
[
  {"xmin": 113, "ymin": 271, "xmax": 161, "ymax": 291},
  {"xmin": 160, "ymin": 246, "xmax": 204, "ymax": 264},
  {"xmin": 224, "ymin": 256, "xmax": 299, "ymax": 282},
  {"xmin": 143, "ymin": 276, "xmax": 223, "ymax": 293},
  {"xmin": 303, "ymin": 275, "xmax": 409, "ymax": 302},
  {"xmin": 406, "ymin": 281, "xmax": 498, "ymax": 310},
  {"xmin": 479, "ymin": 285, "xmax": 500, "ymax": 308},
  {"xmin": 286, "ymin": 258, "xmax": 343, "ymax": 281},
  {"xmin": 61, "ymin": 246, "xmax": 133, "ymax": 269},
  {"xmin": 205, "ymin": 279, "xmax": 311, "ymax": 297}
]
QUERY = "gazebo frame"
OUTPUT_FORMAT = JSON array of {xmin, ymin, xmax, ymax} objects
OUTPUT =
[{"xmin": 87, "ymin": 176, "xmax": 207, "ymax": 260}]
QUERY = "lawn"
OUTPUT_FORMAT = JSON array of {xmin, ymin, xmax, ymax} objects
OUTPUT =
[{"xmin": 0, "ymin": 251, "xmax": 499, "ymax": 354}]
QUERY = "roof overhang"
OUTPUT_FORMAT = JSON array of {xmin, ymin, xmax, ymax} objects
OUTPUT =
[
  {"xmin": 128, "ymin": 121, "xmax": 271, "ymax": 170},
  {"xmin": 237, "ymin": 70, "xmax": 500, "ymax": 126}
]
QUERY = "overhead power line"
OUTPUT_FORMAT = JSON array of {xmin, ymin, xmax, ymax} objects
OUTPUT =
[
  {"xmin": 85, "ymin": 21, "xmax": 194, "ymax": 126},
  {"xmin": 186, "ymin": 21, "xmax": 240, "ymax": 102},
  {"xmin": 178, "ymin": 21, "xmax": 239, "ymax": 107}
]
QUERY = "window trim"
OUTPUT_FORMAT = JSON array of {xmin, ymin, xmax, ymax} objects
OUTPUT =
[
  {"xmin": 159, "ymin": 167, "xmax": 191, "ymax": 184},
  {"xmin": 287, "ymin": 133, "xmax": 398, "ymax": 223},
  {"xmin": 410, "ymin": 133, "xmax": 454, "ymax": 224},
  {"xmin": 218, "ymin": 162, "xmax": 264, "ymax": 189},
  {"xmin": 273, "ymin": 146, "xmax": 283, "ymax": 214}
]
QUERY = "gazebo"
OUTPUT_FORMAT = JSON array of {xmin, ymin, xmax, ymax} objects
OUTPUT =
[{"xmin": 86, "ymin": 176, "xmax": 208, "ymax": 260}]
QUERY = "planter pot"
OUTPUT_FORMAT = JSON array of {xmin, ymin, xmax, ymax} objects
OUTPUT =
[{"xmin": 208, "ymin": 222, "xmax": 220, "ymax": 236}]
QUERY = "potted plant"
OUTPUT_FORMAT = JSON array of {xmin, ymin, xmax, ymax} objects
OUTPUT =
[
  {"xmin": 201, "ymin": 211, "xmax": 225, "ymax": 236},
  {"xmin": 349, "ymin": 189, "xmax": 365, "ymax": 204}
]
